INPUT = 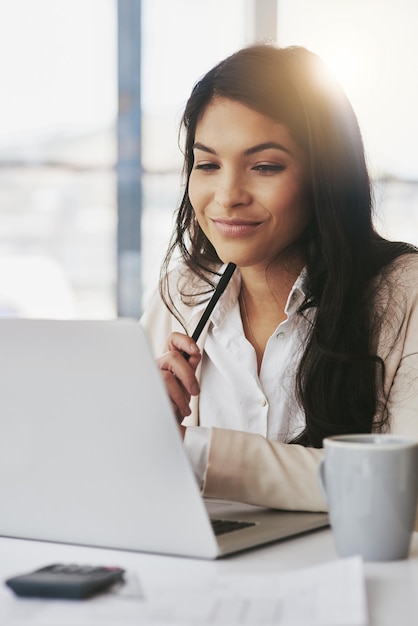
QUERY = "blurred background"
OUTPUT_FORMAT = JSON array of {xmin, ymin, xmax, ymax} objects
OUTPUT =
[{"xmin": 0, "ymin": 0, "xmax": 417, "ymax": 319}]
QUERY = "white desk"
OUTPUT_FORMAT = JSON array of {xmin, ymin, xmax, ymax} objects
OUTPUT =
[{"xmin": 0, "ymin": 528, "xmax": 417, "ymax": 625}]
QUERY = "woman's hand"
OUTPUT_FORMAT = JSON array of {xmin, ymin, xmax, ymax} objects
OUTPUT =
[{"xmin": 157, "ymin": 332, "xmax": 201, "ymax": 426}]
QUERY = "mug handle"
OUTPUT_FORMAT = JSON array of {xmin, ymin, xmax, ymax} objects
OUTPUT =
[{"xmin": 317, "ymin": 458, "xmax": 328, "ymax": 503}]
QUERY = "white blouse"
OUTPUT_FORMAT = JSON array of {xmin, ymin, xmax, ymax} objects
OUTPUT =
[{"xmin": 184, "ymin": 268, "xmax": 315, "ymax": 485}]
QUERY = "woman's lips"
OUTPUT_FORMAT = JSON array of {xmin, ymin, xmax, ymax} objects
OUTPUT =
[{"xmin": 211, "ymin": 219, "xmax": 262, "ymax": 238}]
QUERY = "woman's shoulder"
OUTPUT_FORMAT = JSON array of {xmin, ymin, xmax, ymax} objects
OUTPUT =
[
  {"xmin": 141, "ymin": 261, "xmax": 224, "ymax": 348},
  {"xmin": 373, "ymin": 251, "xmax": 418, "ymax": 317},
  {"xmin": 383, "ymin": 252, "xmax": 418, "ymax": 290},
  {"xmin": 143, "ymin": 262, "xmax": 212, "ymax": 305},
  {"xmin": 163, "ymin": 261, "xmax": 224, "ymax": 309}
]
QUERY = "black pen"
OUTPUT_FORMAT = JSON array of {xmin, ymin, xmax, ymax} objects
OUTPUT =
[{"xmin": 183, "ymin": 262, "xmax": 237, "ymax": 360}]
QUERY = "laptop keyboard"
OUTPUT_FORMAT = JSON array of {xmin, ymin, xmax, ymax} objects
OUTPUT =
[{"xmin": 211, "ymin": 518, "xmax": 256, "ymax": 536}]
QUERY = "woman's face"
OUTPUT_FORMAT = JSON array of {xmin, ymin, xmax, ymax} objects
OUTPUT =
[{"xmin": 188, "ymin": 97, "xmax": 311, "ymax": 270}]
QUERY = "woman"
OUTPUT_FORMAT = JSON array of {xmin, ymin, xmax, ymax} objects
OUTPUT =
[{"xmin": 141, "ymin": 44, "xmax": 418, "ymax": 512}]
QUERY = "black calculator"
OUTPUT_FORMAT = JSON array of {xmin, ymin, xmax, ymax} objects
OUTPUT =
[{"xmin": 5, "ymin": 563, "xmax": 125, "ymax": 599}]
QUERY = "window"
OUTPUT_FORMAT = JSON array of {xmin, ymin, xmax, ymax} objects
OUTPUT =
[{"xmin": 0, "ymin": 0, "xmax": 117, "ymax": 318}]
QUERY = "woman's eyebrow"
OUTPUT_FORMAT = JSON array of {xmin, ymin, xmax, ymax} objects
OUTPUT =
[
  {"xmin": 244, "ymin": 141, "xmax": 291, "ymax": 156},
  {"xmin": 192, "ymin": 141, "xmax": 292, "ymax": 156},
  {"xmin": 192, "ymin": 142, "xmax": 216, "ymax": 154}
]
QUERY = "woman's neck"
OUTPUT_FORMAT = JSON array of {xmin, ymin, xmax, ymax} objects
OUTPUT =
[{"xmin": 238, "ymin": 259, "xmax": 304, "ymax": 373}]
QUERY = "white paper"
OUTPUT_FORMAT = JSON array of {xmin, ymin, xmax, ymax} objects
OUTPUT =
[{"xmin": 147, "ymin": 556, "xmax": 368, "ymax": 626}]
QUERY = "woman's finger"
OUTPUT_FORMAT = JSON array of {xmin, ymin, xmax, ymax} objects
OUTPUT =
[
  {"xmin": 160, "ymin": 368, "xmax": 192, "ymax": 419},
  {"xmin": 157, "ymin": 334, "xmax": 202, "ymax": 421},
  {"xmin": 158, "ymin": 349, "xmax": 200, "ymax": 396},
  {"xmin": 165, "ymin": 332, "xmax": 200, "ymax": 362}
]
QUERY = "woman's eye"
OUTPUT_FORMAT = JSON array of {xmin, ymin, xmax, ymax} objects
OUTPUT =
[
  {"xmin": 194, "ymin": 162, "xmax": 219, "ymax": 171},
  {"xmin": 253, "ymin": 163, "xmax": 286, "ymax": 173}
]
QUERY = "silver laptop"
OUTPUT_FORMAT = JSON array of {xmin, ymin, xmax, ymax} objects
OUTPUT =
[{"xmin": 0, "ymin": 318, "xmax": 328, "ymax": 559}]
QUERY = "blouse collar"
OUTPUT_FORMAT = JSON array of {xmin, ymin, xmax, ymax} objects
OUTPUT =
[{"xmin": 207, "ymin": 265, "xmax": 309, "ymax": 330}]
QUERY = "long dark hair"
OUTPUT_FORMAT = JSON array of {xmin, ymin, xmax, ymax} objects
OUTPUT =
[{"xmin": 160, "ymin": 44, "xmax": 416, "ymax": 447}]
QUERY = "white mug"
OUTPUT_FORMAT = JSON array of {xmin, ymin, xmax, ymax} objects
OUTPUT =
[{"xmin": 318, "ymin": 434, "xmax": 418, "ymax": 561}]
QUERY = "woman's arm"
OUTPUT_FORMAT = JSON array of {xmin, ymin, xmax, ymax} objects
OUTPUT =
[
  {"xmin": 375, "ymin": 254, "xmax": 418, "ymax": 437},
  {"xmin": 203, "ymin": 427, "xmax": 327, "ymax": 511}
]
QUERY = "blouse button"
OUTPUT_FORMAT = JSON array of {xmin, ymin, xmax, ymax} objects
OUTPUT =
[{"xmin": 261, "ymin": 398, "xmax": 267, "ymax": 407}]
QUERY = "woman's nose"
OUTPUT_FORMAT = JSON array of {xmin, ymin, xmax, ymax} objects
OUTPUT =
[{"xmin": 214, "ymin": 170, "xmax": 251, "ymax": 208}]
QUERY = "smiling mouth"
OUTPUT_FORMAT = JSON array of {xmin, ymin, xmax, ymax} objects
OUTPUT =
[{"xmin": 211, "ymin": 219, "xmax": 262, "ymax": 237}]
